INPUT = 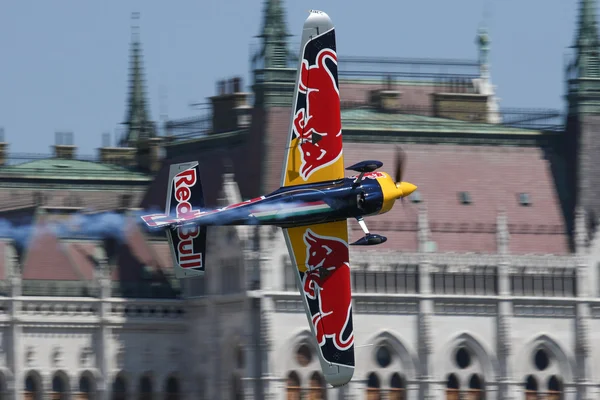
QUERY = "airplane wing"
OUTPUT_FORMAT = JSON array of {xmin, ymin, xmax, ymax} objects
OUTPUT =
[
  {"xmin": 280, "ymin": 10, "xmax": 345, "ymax": 188},
  {"xmin": 283, "ymin": 220, "xmax": 355, "ymax": 387}
]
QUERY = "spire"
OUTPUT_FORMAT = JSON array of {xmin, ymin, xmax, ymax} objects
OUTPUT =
[
  {"xmin": 256, "ymin": 0, "xmax": 293, "ymax": 69},
  {"xmin": 574, "ymin": 0, "xmax": 600, "ymax": 78},
  {"xmin": 472, "ymin": 23, "xmax": 501, "ymax": 123},
  {"xmin": 476, "ymin": 26, "xmax": 490, "ymax": 79},
  {"xmin": 122, "ymin": 12, "xmax": 156, "ymax": 146}
]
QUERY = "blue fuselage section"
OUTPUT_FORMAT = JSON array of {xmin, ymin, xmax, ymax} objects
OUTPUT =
[{"xmin": 186, "ymin": 176, "xmax": 384, "ymax": 228}]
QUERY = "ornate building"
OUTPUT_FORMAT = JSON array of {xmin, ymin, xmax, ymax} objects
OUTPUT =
[{"xmin": 0, "ymin": 0, "xmax": 598, "ymax": 399}]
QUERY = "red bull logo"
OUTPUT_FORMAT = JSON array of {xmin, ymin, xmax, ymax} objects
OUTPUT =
[
  {"xmin": 292, "ymin": 48, "xmax": 342, "ymax": 181},
  {"xmin": 350, "ymin": 171, "xmax": 385, "ymax": 180},
  {"xmin": 174, "ymin": 168, "xmax": 202, "ymax": 270},
  {"xmin": 301, "ymin": 229, "xmax": 354, "ymax": 351}
]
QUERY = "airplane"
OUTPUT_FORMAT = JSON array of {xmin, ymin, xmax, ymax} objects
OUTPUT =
[{"xmin": 140, "ymin": 9, "xmax": 417, "ymax": 388}]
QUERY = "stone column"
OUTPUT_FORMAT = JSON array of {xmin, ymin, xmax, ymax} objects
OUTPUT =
[
  {"xmin": 419, "ymin": 259, "xmax": 434, "ymax": 400},
  {"xmin": 496, "ymin": 211, "xmax": 514, "ymax": 400},
  {"xmin": 418, "ymin": 205, "xmax": 434, "ymax": 400},
  {"xmin": 8, "ymin": 269, "xmax": 22, "ymax": 400},
  {"xmin": 574, "ymin": 207, "xmax": 592, "ymax": 400},
  {"xmin": 97, "ymin": 243, "xmax": 112, "ymax": 400},
  {"xmin": 260, "ymin": 297, "xmax": 276, "ymax": 399}
]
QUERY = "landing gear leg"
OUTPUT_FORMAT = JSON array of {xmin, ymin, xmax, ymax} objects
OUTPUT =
[
  {"xmin": 356, "ymin": 216, "xmax": 369, "ymax": 235},
  {"xmin": 350, "ymin": 217, "xmax": 388, "ymax": 246}
]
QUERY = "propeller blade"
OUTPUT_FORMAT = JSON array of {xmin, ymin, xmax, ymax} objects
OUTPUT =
[{"xmin": 395, "ymin": 146, "xmax": 406, "ymax": 183}]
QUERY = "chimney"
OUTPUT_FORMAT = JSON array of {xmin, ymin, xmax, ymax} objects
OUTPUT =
[
  {"xmin": 53, "ymin": 131, "xmax": 76, "ymax": 159},
  {"xmin": 0, "ymin": 127, "xmax": 7, "ymax": 166},
  {"xmin": 369, "ymin": 76, "xmax": 401, "ymax": 112},
  {"xmin": 135, "ymin": 136, "xmax": 164, "ymax": 173},
  {"xmin": 98, "ymin": 132, "xmax": 136, "ymax": 167},
  {"xmin": 210, "ymin": 76, "xmax": 253, "ymax": 133}
]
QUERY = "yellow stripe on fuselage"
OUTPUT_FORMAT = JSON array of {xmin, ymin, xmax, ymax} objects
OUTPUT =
[{"xmin": 375, "ymin": 172, "xmax": 402, "ymax": 215}]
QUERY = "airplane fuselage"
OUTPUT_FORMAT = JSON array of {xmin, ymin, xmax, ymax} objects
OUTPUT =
[{"xmin": 169, "ymin": 171, "xmax": 399, "ymax": 230}]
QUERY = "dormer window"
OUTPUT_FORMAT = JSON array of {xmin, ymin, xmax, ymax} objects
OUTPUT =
[
  {"xmin": 518, "ymin": 193, "xmax": 531, "ymax": 206},
  {"xmin": 459, "ymin": 192, "xmax": 472, "ymax": 205}
]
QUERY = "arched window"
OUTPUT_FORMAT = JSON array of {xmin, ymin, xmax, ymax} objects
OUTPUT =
[
  {"xmin": 467, "ymin": 374, "xmax": 484, "ymax": 400},
  {"xmin": 51, "ymin": 373, "xmax": 67, "ymax": 400},
  {"xmin": 547, "ymin": 375, "xmax": 562, "ymax": 400},
  {"xmin": 111, "ymin": 375, "xmax": 126, "ymax": 400},
  {"xmin": 286, "ymin": 371, "xmax": 301, "ymax": 400},
  {"xmin": 78, "ymin": 374, "xmax": 93, "ymax": 400},
  {"xmin": 24, "ymin": 373, "xmax": 41, "ymax": 400},
  {"xmin": 138, "ymin": 375, "xmax": 152, "ymax": 400},
  {"xmin": 295, "ymin": 344, "xmax": 312, "ymax": 367},
  {"xmin": 307, "ymin": 372, "xmax": 326, "ymax": 400},
  {"xmin": 446, "ymin": 373, "xmax": 459, "ymax": 400},
  {"xmin": 165, "ymin": 376, "xmax": 179, "ymax": 400},
  {"xmin": 525, "ymin": 375, "xmax": 538, "ymax": 400},
  {"xmin": 389, "ymin": 373, "xmax": 406, "ymax": 400},
  {"xmin": 366, "ymin": 372, "xmax": 381, "ymax": 400}
]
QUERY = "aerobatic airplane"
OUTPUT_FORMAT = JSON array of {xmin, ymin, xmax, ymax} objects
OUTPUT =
[{"xmin": 140, "ymin": 9, "xmax": 417, "ymax": 387}]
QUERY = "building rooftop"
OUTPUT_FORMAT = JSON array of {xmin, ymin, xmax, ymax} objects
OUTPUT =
[
  {"xmin": 0, "ymin": 157, "xmax": 150, "ymax": 181},
  {"xmin": 343, "ymin": 143, "xmax": 569, "ymax": 255}
]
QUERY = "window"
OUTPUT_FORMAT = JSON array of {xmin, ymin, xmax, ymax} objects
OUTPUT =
[
  {"xmin": 432, "ymin": 266, "xmax": 497, "ymax": 295},
  {"xmin": 459, "ymin": 192, "xmax": 472, "ymax": 204},
  {"xmin": 351, "ymin": 264, "xmax": 419, "ymax": 294},
  {"xmin": 518, "ymin": 193, "xmax": 531, "ymax": 206},
  {"xmin": 283, "ymin": 257, "xmax": 296, "ymax": 291}
]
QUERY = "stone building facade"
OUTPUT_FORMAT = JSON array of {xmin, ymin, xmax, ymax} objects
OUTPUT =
[{"xmin": 0, "ymin": 1, "xmax": 598, "ymax": 399}]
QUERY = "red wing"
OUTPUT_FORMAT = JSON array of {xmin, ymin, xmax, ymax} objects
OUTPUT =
[
  {"xmin": 283, "ymin": 219, "xmax": 355, "ymax": 387},
  {"xmin": 280, "ymin": 11, "xmax": 344, "ymax": 188}
]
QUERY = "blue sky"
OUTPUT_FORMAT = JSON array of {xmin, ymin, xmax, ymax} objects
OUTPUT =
[{"xmin": 0, "ymin": 0, "xmax": 578, "ymax": 155}]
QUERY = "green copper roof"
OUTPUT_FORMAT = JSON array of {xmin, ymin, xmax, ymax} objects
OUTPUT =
[
  {"xmin": 341, "ymin": 108, "xmax": 544, "ymax": 136},
  {"xmin": 0, "ymin": 158, "xmax": 151, "ymax": 181}
]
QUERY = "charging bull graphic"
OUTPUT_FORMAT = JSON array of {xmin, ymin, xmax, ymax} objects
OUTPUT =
[
  {"xmin": 292, "ymin": 46, "xmax": 342, "ymax": 181},
  {"xmin": 301, "ymin": 228, "xmax": 354, "ymax": 351}
]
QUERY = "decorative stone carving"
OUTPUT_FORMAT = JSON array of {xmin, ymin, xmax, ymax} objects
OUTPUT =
[
  {"xmin": 496, "ymin": 210, "xmax": 509, "ymax": 255},
  {"xmin": 80, "ymin": 346, "xmax": 93, "ymax": 367},
  {"xmin": 52, "ymin": 346, "xmax": 63, "ymax": 367},
  {"xmin": 419, "ymin": 312, "xmax": 433, "ymax": 354},
  {"xmin": 576, "ymin": 313, "xmax": 590, "ymax": 354},
  {"xmin": 25, "ymin": 346, "xmax": 35, "ymax": 366},
  {"xmin": 498, "ymin": 315, "xmax": 511, "ymax": 355}
]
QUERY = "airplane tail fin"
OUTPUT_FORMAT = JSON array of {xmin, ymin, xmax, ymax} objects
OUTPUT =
[{"xmin": 142, "ymin": 161, "xmax": 207, "ymax": 278}]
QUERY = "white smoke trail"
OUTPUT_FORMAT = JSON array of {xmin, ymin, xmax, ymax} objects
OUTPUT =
[
  {"xmin": 0, "ymin": 210, "xmax": 154, "ymax": 248},
  {"xmin": 0, "ymin": 197, "xmax": 331, "ymax": 249}
]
